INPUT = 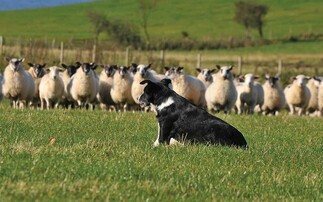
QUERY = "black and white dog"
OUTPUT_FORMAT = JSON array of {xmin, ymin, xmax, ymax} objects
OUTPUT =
[{"xmin": 139, "ymin": 79, "xmax": 248, "ymax": 148}]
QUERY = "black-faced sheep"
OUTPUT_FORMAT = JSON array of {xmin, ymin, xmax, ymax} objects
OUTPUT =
[
  {"xmin": 306, "ymin": 77, "xmax": 321, "ymax": 115},
  {"xmin": 60, "ymin": 63, "xmax": 80, "ymax": 108},
  {"xmin": 205, "ymin": 65, "xmax": 237, "ymax": 114},
  {"xmin": 196, "ymin": 68, "xmax": 216, "ymax": 88},
  {"xmin": 97, "ymin": 64, "xmax": 117, "ymax": 110},
  {"xmin": 2, "ymin": 57, "xmax": 35, "ymax": 109},
  {"xmin": 27, "ymin": 63, "xmax": 46, "ymax": 108}
]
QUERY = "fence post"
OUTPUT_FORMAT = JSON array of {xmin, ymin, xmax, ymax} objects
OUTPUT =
[
  {"xmin": 197, "ymin": 53, "xmax": 201, "ymax": 68},
  {"xmin": 92, "ymin": 44, "xmax": 96, "ymax": 62},
  {"xmin": 125, "ymin": 47, "xmax": 130, "ymax": 66},
  {"xmin": 278, "ymin": 59, "xmax": 282, "ymax": 75},
  {"xmin": 238, "ymin": 56, "xmax": 242, "ymax": 75},
  {"xmin": 160, "ymin": 50, "xmax": 165, "ymax": 67},
  {"xmin": 60, "ymin": 41, "xmax": 64, "ymax": 64}
]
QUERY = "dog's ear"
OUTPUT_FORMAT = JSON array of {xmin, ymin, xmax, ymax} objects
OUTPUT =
[
  {"xmin": 140, "ymin": 80, "xmax": 152, "ymax": 85},
  {"xmin": 160, "ymin": 78, "xmax": 171, "ymax": 87}
]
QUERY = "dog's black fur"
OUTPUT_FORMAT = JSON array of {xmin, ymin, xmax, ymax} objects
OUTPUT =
[{"xmin": 139, "ymin": 79, "xmax": 248, "ymax": 148}]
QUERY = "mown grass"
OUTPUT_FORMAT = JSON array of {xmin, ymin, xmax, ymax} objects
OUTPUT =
[{"xmin": 0, "ymin": 100, "xmax": 322, "ymax": 201}]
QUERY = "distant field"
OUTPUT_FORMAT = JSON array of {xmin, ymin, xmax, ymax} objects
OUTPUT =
[
  {"xmin": 0, "ymin": 0, "xmax": 322, "ymax": 41},
  {"xmin": 0, "ymin": 101, "xmax": 322, "ymax": 201}
]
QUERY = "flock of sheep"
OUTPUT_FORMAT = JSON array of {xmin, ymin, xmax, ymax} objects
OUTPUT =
[{"xmin": 1, "ymin": 57, "xmax": 323, "ymax": 117}]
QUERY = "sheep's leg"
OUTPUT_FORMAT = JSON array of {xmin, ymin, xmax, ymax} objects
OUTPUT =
[
  {"xmin": 298, "ymin": 107, "xmax": 305, "ymax": 116},
  {"xmin": 46, "ymin": 99, "xmax": 51, "ymax": 110},
  {"xmin": 288, "ymin": 104, "xmax": 295, "ymax": 115},
  {"xmin": 123, "ymin": 103, "xmax": 128, "ymax": 112}
]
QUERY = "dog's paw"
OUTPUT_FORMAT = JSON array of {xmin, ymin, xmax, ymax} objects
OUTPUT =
[{"xmin": 153, "ymin": 140, "xmax": 160, "ymax": 147}]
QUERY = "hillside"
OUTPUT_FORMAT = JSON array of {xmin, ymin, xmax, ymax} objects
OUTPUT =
[{"xmin": 0, "ymin": 0, "xmax": 322, "ymax": 42}]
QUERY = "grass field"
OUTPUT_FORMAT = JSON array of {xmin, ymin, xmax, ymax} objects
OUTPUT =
[{"xmin": 0, "ymin": 100, "xmax": 322, "ymax": 201}]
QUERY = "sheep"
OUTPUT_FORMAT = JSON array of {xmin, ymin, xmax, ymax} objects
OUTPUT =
[
  {"xmin": 110, "ymin": 65, "xmax": 135, "ymax": 111},
  {"xmin": 27, "ymin": 63, "xmax": 46, "ymax": 108},
  {"xmin": 318, "ymin": 78, "xmax": 323, "ymax": 116},
  {"xmin": 66, "ymin": 62, "xmax": 99, "ymax": 109},
  {"xmin": 254, "ymin": 81, "xmax": 264, "ymax": 113},
  {"xmin": 306, "ymin": 77, "xmax": 321, "ymax": 115},
  {"xmin": 97, "ymin": 64, "xmax": 117, "ymax": 110},
  {"xmin": 196, "ymin": 68, "xmax": 216, "ymax": 88},
  {"xmin": 60, "ymin": 63, "xmax": 80, "ymax": 108},
  {"xmin": 0, "ymin": 73, "xmax": 3, "ymax": 102},
  {"xmin": 165, "ymin": 66, "xmax": 206, "ymax": 107},
  {"xmin": 131, "ymin": 63, "xmax": 159, "ymax": 105},
  {"xmin": 235, "ymin": 73, "xmax": 259, "ymax": 114},
  {"xmin": 261, "ymin": 74, "xmax": 285, "ymax": 115},
  {"xmin": 2, "ymin": 57, "xmax": 35, "ymax": 109},
  {"xmin": 39, "ymin": 66, "xmax": 64, "ymax": 110},
  {"xmin": 205, "ymin": 65, "xmax": 237, "ymax": 114},
  {"xmin": 284, "ymin": 75, "xmax": 310, "ymax": 116}
]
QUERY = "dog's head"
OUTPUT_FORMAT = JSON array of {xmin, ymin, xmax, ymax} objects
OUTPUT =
[{"xmin": 138, "ymin": 79, "xmax": 172, "ymax": 108}]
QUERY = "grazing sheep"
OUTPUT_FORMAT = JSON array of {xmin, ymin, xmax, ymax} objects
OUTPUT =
[
  {"xmin": 165, "ymin": 66, "xmax": 206, "ymax": 107},
  {"xmin": 262, "ymin": 74, "xmax": 285, "ymax": 115},
  {"xmin": 66, "ymin": 62, "xmax": 99, "ymax": 109},
  {"xmin": 306, "ymin": 77, "xmax": 321, "ymax": 115},
  {"xmin": 131, "ymin": 63, "xmax": 159, "ymax": 105},
  {"xmin": 27, "ymin": 63, "xmax": 46, "ymax": 108},
  {"xmin": 205, "ymin": 65, "xmax": 237, "ymax": 114},
  {"xmin": 39, "ymin": 66, "xmax": 64, "ymax": 110},
  {"xmin": 97, "ymin": 64, "xmax": 117, "ymax": 110},
  {"xmin": 2, "ymin": 57, "xmax": 35, "ymax": 109},
  {"xmin": 318, "ymin": 78, "xmax": 323, "ymax": 116},
  {"xmin": 196, "ymin": 68, "xmax": 216, "ymax": 88},
  {"xmin": 110, "ymin": 65, "xmax": 135, "ymax": 111},
  {"xmin": 284, "ymin": 75, "xmax": 310, "ymax": 116},
  {"xmin": 0, "ymin": 73, "xmax": 3, "ymax": 102},
  {"xmin": 235, "ymin": 73, "xmax": 259, "ymax": 114},
  {"xmin": 60, "ymin": 63, "xmax": 80, "ymax": 108}
]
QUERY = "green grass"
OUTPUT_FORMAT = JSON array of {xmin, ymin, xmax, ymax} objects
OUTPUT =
[{"xmin": 0, "ymin": 101, "xmax": 322, "ymax": 201}]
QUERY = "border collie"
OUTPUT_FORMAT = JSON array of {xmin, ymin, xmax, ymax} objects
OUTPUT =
[{"xmin": 138, "ymin": 79, "xmax": 248, "ymax": 148}]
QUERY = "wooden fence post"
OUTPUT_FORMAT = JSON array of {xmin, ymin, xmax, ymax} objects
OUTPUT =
[
  {"xmin": 125, "ymin": 47, "xmax": 130, "ymax": 66},
  {"xmin": 60, "ymin": 41, "xmax": 64, "ymax": 64},
  {"xmin": 92, "ymin": 44, "xmax": 96, "ymax": 62},
  {"xmin": 160, "ymin": 50, "xmax": 165, "ymax": 67},
  {"xmin": 0, "ymin": 36, "xmax": 3, "ymax": 56},
  {"xmin": 197, "ymin": 53, "xmax": 201, "ymax": 68},
  {"xmin": 238, "ymin": 56, "xmax": 242, "ymax": 75},
  {"xmin": 278, "ymin": 59, "xmax": 282, "ymax": 75}
]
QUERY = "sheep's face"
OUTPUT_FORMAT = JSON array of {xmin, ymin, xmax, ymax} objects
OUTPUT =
[
  {"xmin": 118, "ymin": 66, "xmax": 129, "ymax": 78},
  {"xmin": 293, "ymin": 75, "xmax": 309, "ymax": 87},
  {"xmin": 217, "ymin": 65, "xmax": 233, "ymax": 80},
  {"xmin": 244, "ymin": 74, "xmax": 258, "ymax": 86},
  {"xmin": 136, "ymin": 64, "xmax": 152, "ymax": 78},
  {"xmin": 7, "ymin": 58, "xmax": 24, "ymax": 72},
  {"xmin": 61, "ymin": 64, "xmax": 79, "ymax": 77},
  {"xmin": 48, "ymin": 66, "xmax": 61, "ymax": 80},
  {"xmin": 164, "ymin": 67, "xmax": 175, "ymax": 77},
  {"xmin": 104, "ymin": 65, "xmax": 117, "ymax": 77},
  {"xmin": 312, "ymin": 77, "xmax": 321, "ymax": 87},
  {"xmin": 28, "ymin": 63, "xmax": 46, "ymax": 78},
  {"xmin": 197, "ymin": 68, "xmax": 215, "ymax": 82},
  {"xmin": 265, "ymin": 74, "xmax": 279, "ymax": 87}
]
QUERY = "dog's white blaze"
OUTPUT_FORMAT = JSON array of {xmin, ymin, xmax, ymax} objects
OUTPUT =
[{"xmin": 157, "ymin": 97, "xmax": 174, "ymax": 111}]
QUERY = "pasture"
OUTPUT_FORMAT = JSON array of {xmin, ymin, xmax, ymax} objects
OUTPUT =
[{"xmin": 0, "ymin": 100, "xmax": 322, "ymax": 201}]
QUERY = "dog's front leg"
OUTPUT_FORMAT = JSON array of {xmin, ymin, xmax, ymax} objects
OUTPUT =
[
  {"xmin": 153, "ymin": 123, "xmax": 161, "ymax": 147},
  {"xmin": 153, "ymin": 121, "xmax": 173, "ymax": 147}
]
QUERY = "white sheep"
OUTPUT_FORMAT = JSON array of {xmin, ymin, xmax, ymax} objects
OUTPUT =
[
  {"xmin": 318, "ymin": 78, "xmax": 323, "ymax": 116},
  {"xmin": 205, "ymin": 65, "xmax": 237, "ymax": 114},
  {"xmin": 131, "ymin": 63, "xmax": 159, "ymax": 105},
  {"xmin": 97, "ymin": 64, "xmax": 117, "ymax": 110},
  {"xmin": 284, "ymin": 75, "xmax": 310, "ymax": 116},
  {"xmin": 60, "ymin": 63, "xmax": 80, "ymax": 108},
  {"xmin": 196, "ymin": 68, "xmax": 216, "ymax": 88},
  {"xmin": 235, "ymin": 73, "xmax": 259, "ymax": 114},
  {"xmin": 165, "ymin": 66, "xmax": 206, "ymax": 107},
  {"xmin": 66, "ymin": 62, "xmax": 99, "ymax": 109},
  {"xmin": 306, "ymin": 77, "xmax": 321, "ymax": 115},
  {"xmin": 27, "ymin": 63, "xmax": 46, "ymax": 108},
  {"xmin": 2, "ymin": 57, "xmax": 35, "ymax": 109},
  {"xmin": 39, "ymin": 66, "xmax": 64, "ymax": 110},
  {"xmin": 0, "ymin": 73, "xmax": 3, "ymax": 102},
  {"xmin": 110, "ymin": 65, "xmax": 135, "ymax": 111}
]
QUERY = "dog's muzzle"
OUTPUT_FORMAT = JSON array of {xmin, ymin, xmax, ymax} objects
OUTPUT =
[{"xmin": 138, "ymin": 95, "xmax": 149, "ymax": 108}]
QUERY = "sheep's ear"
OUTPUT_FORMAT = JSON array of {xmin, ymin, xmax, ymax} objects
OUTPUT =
[
  {"xmin": 160, "ymin": 78, "xmax": 171, "ymax": 87},
  {"xmin": 19, "ymin": 58, "xmax": 25, "ymax": 63},
  {"xmin": 41, "ymin": 63, "xmax": 46, "ymax": 68},
  {"xmin": 265, "ymin": 74, "xmax": 270, "ymax": 80},
  {"xmin": 292, "ymin": 76, "xmax": 297, "ymax": 80},
  {"xmin": 306, "ymin": 76, "xmax": 311, "ymax": 80},
  {"xmin": 254, "ymin": 75, "xmax": 259, "ymax": 80},
  {"xmin": 164, "ymin": 66, "xmax": 170, "ymax": 71},
  {"xmin": 313, "ymin": 76, "xmax": 321, "ymax": 82},
  {"xmin": 210, "ymin": 69, "xmax": 216, "ymax": 73},
  {"xmin": 131, "ymin": 63, "xmax": 138, "ymax": 68},
  {"xmin": 177, "ymin": 66, "xmax": 184, "ymax": 72},
  {"xmin": 28, "ymin": 63, "xmax": 34, "ymax": 67},
  {"xmin": 5, "ymin": 57, "xmax": 11, "ymax": 62},
  {"xmin": 75, "ymin": 61, "xmax": 82, "ymax": 67},
  {"xmin": 228, "ymin": 66, "xmax": 233, "ymax": 71},
  {"xmin": 140, "ymin": 80, "xmax": 152, "ymax": 85},
  {"xmin": 45, "ymin": 68, "xmax": 50, "ymax": 73},
  {"xmin": 196, "ymin": 68, "xmax": 201, "ymax": 73},
  {"xmin": 61, "ymin": 63, "xmax": 67, "ymax": 69},
  {"xmin": 91, "ymin": 64, "xmax": 98, "ymax": 70},
  {"xmin": 216, "ymin": 65, "xmax": 221, "ymax": 70},
  {"xmin": 58, "ymin": 68, "xmax": 64, "ymax": 72}
]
